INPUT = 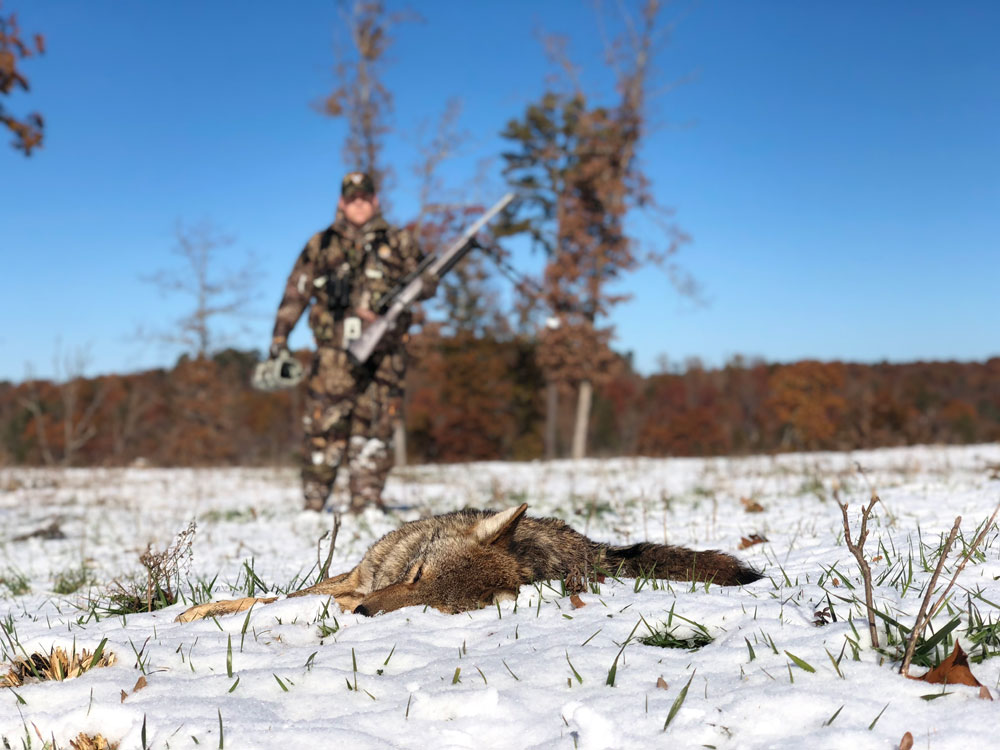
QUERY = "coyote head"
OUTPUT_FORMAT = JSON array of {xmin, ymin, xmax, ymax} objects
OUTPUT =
[{"xmin": 354, "ymin": 503, "xmax": 530, "ymax": 616}]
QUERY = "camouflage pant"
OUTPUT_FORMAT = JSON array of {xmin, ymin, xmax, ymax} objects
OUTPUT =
[{"xmin": 301, "ymin": 345, "xmax": 405, "ymax": 512}]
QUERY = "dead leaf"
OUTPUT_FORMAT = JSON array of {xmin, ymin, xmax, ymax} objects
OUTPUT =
[
  {"xmin": 738, "ymin": 533, "xmax": 768, "ymax": 550},
  {"xmin": 910, "ymin": 642, "xmax": 992, "ymax": 698},
  {"xmin": 120, "ymin": 689, "xmax": 127, "ymax": 703},
  {"xmin": 812, "ymin": 606, "xmax": 834, "ymax": 626},
  {"xmin": 133, "ymin": 675, "xmax": 148, "ymax": 692},
  {"xmin": 570, "ymin": 594, "xmax": 586, "ymax": 609},
  {"xmin": 740, "ymin": 497, "xmax": 765, "ymax": 513},
  {"xmin": 12, "ymin": 519, "xmax": 65, "ymax": 542},
  {"xmin": 656, "ymin": 676, "xmax": 668, "ymax": 690},
  {"xmin": 980, "ymin": 685, "xmax": 993, "ymax": 701},
  {"xmin": 898, "ymin": 732, "xmax": 913, "ymax": 750},
  {"xmin": 832, "ymin": 578, "xmax": 841, "ymax": 587}
]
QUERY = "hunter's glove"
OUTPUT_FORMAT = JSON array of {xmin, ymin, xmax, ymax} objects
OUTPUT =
[{"xmin": 252, "ymin": 343, "xmax": 305, "ymax": 391}]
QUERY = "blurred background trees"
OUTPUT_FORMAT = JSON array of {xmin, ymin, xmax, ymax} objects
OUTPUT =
[{"xmin": 3, "ymin": 350, "xmax": 999, "ymax": 467}]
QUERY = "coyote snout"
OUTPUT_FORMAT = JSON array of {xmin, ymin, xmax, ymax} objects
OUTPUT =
[{"xmin": 177, "ymin": 503, "xmax": 762, "ymax": 622}]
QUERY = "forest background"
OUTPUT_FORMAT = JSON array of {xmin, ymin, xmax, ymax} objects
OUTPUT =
[{"xmin": 2, "ymin": 1, "xmax": 997, "ymax": 467}]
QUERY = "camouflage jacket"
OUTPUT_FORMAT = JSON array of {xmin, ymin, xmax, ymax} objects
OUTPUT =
[{"xmin": 272, "ymin": 213, "xmax": 425, "ymax": 352}]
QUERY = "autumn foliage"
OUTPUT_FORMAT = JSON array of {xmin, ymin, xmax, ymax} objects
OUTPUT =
[
  {"xmin": 1, "ymin": 340, "xmax": 999, "ymax": 467},
  {"xmin": 0, "ymin": 1, "xmax": 44, "ymax": 154}
]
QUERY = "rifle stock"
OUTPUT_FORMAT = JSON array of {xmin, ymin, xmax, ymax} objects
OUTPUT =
[{"xmin": 348, "ymin": 193, "xmax": 514, "ymax": 365}]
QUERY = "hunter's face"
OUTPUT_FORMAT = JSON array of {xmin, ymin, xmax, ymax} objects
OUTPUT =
[{"xmin": 340, "ymin": 194, "xmax": 378, "ymax": 226}]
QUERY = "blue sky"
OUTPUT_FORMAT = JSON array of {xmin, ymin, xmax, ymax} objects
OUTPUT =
[{"xmin": 2, "ymin": 0, "xmax": 997, "ymax": 382}]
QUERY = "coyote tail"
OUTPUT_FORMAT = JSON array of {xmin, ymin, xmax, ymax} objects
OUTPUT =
[{"xmin": 600, "ymin": 542, "xmax": 763, "ymax": 586}]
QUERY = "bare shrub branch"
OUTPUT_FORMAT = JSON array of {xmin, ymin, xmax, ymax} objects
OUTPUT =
[
  {"xmin": 900, "ymin": 500, "xmax": 1000, "ymax": 675},
  {"xmin": 108, "ymin": 522, "xmax": 197, "ymax": 613},
  {"xmin": 317, "ymin": 512, "xmax": 342, "ymax": 582},
  {"xmin": 836, "ymin": 490, "xmax": 880, "ymax": 648}
]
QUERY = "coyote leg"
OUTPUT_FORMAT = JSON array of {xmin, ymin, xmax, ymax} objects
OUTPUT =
[
  {"xmin": 287, "ymin": 569, "xmax": 366, "ymax": 612},
  {"xmin": 175, "ymin": 596, "xmax": 277, "ymax": 623},
  {"xmin": 175, "ymin": 569, "xmax": 365, "ymax": 623}
]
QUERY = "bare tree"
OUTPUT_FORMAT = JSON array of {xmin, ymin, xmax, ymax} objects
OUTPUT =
[
  {"xmin": 19, "ymin": 347, "xmax": 106, "ymax": 466},
  {"xmin": 19, "ymin": 376, "xmax": 53, "ymax": 466},
  {"xmin": 318, "ymin": 0, "xmax": 418, "ymax": 199},
  {"xmin": 141, "ymin": 220, "xmax": 259, "ymax": 360},
  {"xmin": 57, "ymin": 349, "xmax": 106, "ymax": 466},
  {"xmin": 109, "ymin": 377, "xmax": 156, "ymax": 463}
]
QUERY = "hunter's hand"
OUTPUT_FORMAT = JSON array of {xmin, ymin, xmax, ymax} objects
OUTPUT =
[
  {"xmin": 355, "ymin": 308, "xmax": 378, "ymax": 324},
  {"xmin": 420, "ymin": 270, "xmax": 439, "ymax": 299},
  {"xmin": 269, "ymin": 340, "xmax": 290, "ymax": 359}
]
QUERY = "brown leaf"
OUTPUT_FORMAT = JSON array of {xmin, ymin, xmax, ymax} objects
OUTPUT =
[
  {"xmin": 738, "ymin": 533, "xmax": 768, "ymax": 549},
  {"xmin": 740, "ymin": 497, "xmax": 765, "ymax": 513},
  {"xmin": 911, "ymin": 642, "xmax": 986, "ymax": 689},
  {"xmin": 656, "ymin": 676, "xmax": 668, "ymax": 690},
  {"xmin": 570, "ymin": 594, "xmax": 586, "ymax": 609},
  {"xmin": 898, "ymin": 732, "xmax": 913, "ymax": 750},
  {"xmin": 133, "ymin": 675, "xmax": 148, "ymax": 693},
  {"xmin": 980, "ymin": 685, "xmax": 993, "ymax": 701},
  {"xmin": 119, "ymin": 689, "xmax": 127, "ymax": 703}
]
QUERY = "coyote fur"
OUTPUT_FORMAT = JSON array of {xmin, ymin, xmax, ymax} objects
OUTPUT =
[{"xmin": 176, "ymin": 503, "xmax": 762, "ymax": 622}]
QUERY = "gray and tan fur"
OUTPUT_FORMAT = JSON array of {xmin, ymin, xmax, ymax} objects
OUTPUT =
[{"xmin": 176, "ymin": 504, "xmax": 762, "ymax": 622}]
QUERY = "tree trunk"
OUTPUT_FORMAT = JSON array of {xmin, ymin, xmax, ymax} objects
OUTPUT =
[
  {"xmin": 571, "ymin": 379, "xmax": 592, "ymax": 460},
  {"xmin": 393, "ymin": 417, "xmax": 407, "ymax": 467},
  {"xmin": 545, "ymin": 381, "xmax": 558, "ymax": 460}
]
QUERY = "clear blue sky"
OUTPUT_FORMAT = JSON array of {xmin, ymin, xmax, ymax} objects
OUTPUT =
[{"xmin": 2, "ymin": 0, "xmax": 997, "ymax": 382}]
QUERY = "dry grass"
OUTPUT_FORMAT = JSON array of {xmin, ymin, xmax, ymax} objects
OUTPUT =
[
  {"xmin": 70, "ymin": 735, "xmax": 119, "ymax": 750},
  {"xmin": 0, "ymin": 643, "xmax": 116, "ymax": 687}
]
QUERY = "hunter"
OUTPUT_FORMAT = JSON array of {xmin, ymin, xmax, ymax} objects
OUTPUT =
[{"xmin": 269, "ymin": 171, "xmax": 436, "ymax": 512}]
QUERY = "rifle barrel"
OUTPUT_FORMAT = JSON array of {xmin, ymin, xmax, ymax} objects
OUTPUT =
[{"xmin": 348, "ymin": 193, "xmax": 514, "ymax": 365}]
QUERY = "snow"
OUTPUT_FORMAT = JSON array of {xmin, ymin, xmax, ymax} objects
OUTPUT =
[{"xmin": 2, "ymin": 444, "xmax": 1000, "ymax": 749}]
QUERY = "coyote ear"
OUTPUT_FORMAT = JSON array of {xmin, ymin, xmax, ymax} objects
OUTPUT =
[{"xmin": 475, "ymin": 503, "xmax": 528, "ymax": 547}]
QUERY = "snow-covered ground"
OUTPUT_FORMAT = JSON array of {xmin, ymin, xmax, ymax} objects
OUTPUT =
[{"xmin": 2, "ymin": 444, "xmax": 1000, "ymax": 749}]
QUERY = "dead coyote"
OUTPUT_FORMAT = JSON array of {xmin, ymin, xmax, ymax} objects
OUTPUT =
[{"xmin": 177, "ymin": 503, "xmax": 762, "ymax": 622}]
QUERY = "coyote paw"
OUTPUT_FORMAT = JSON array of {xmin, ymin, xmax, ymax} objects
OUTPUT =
[{"xmin": 175, "ymin": 596, "xmax": 277, "ymax": 623}]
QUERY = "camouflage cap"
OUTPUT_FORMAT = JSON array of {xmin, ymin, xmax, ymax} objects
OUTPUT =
[{"xmin": 341, "ymin": 171, "xmax": 376, "ymax": 200}]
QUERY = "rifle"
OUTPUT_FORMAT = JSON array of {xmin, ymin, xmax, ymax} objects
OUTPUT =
[{"xmin": 347, "ymin": 193, "xmax": 514, "ymax": 365}]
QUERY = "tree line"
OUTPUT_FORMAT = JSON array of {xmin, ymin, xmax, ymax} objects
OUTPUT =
[{"xmin": 2, "ymin": 340, "xmax": 997, "ymax": 467}]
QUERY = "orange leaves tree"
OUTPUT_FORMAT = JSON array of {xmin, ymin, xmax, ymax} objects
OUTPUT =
[
  {"xmin": 499, "ymin": 0, "xmax": 685, "ymax": 459},
  {"xmin": 0, "ymin": 2, "xmax": 44, "ymax": 155}
]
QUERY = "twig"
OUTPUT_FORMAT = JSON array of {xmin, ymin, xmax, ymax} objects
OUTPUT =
[
  {"xmin": 837, "ymin": 492, "xmax": 880, "ymax": 648},
  {"xmin": 900, "ymin": 499, "xmax": 1000, "ymax": 675},
  {"xmin": 317, "ymin": 512, "xmax": 342, "ymax": 582}
]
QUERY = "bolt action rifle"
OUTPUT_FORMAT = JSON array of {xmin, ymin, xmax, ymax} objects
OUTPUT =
[{"xmin": 347, "ymin": 193, "xmax": 514, "ymax": 366}]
